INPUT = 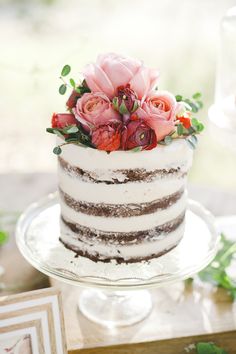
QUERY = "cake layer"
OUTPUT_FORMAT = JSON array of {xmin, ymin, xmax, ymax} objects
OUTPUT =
[
  {"xmin": 60, "ymin": 191, "xmax": 187, "ymax": 232},
  {"xmin": 58, "ymin": 169, "xmax": 187, "ymax": 204},
  {"xmin": 57, "ymin": 137, "xmax": 193, "ymax": 171},
  {"xmin": 59, "ymin": 216, "xmax": 185, "ymax": 263},
  {"xmin": 59, "ymin": 187, "xmax": 184, "ymax": 217},
  {"xmin": 61, "ymin": 213, "xmax": 185, "ymax": 244},
  {"xmin": 58, "ymin": 156, "xmax": 188, "ymax": 184}
]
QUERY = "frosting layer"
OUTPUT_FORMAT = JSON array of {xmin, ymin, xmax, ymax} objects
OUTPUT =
[{"xmin": 57, "ymin": 139, "xmax": 193, "ymax": 263}]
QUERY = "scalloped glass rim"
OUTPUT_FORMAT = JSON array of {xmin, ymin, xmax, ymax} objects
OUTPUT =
[{"xmin": 16, "ymin": 193, "xmax": 220, "ymax": 290}]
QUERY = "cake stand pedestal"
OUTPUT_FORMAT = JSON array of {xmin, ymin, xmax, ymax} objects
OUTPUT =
[{"xmin": 16, "ymin": 193, "xmax": 219, "ymax": 327}]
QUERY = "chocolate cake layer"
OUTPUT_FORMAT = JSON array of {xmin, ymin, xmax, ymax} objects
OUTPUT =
[
  {"xmin": 59, "ymin": 188, "xmax": 184, "ymax": 217},
  {"xmin": 61, "ymin": 212, "xmax": 185, "ymax": 244},
  {"xmin": 59, "ymin": 157, "xmax": 187, "ymax": 184},
  {"xmin": 59, "ymin": 237, "xmax": 179, "ymax": 264}
]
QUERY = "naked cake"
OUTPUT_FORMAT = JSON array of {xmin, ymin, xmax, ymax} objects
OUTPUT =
[{"xmin": 47, "ymin": 52, "xmax": 204, "ymax": 263}]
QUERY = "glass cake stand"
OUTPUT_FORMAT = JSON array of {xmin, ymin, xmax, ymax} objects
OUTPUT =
[{"xmin": 16, "ymin": 193, "xmax": 219, "ymax": 327}]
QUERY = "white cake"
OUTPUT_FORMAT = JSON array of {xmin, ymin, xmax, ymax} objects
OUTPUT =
[{"xmin": 58, "ymin": 138, "xmax": 193, "ymax": 263}]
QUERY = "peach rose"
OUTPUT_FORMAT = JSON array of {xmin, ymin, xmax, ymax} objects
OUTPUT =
[
  {"xmin": 133, "ymin": 90, "xmax": 179, "ymax": 142},
  {"xmin": 83, "ymin": 52, "xmax": 159, "ymax": 99},
  {"xmin": 145, "ymin": 90, "xmax": 179, "ymax": 121},
  {"xmin": 73, "ymin": 92, "xmax": 121, "ymax": 131}
]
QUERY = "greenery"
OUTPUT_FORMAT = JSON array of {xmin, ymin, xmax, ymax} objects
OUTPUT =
[
  {"xmin": 188, "ymin": 234, "xmax": 236, "ymax": 300},
  {"xmin": 0, "ymin": 230, "xmax": 8, "ymax": 245},
  {"xmin": 47, "ymin": 124, "xmax": 93, "ymax": 155},
  {"xmin": 189, "ymin": 342, "xmax": 229, "ymax": 354},
  {"xmin": 159, "ymin": 92, "xmax": 204, "ymax": 148},
  {"xmin": 59, "ymin": 65, "xmax": 90, "ymax": 96},
  {"xmin": 175, "ymin": 92, "xmax": 203, "ymax": 113}
]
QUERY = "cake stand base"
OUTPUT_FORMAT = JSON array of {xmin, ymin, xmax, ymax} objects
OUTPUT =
[
  {"xmin": 16, "ymin": 194, "xmax": 219, "ymax": 328},
  {"xmin": 79, "ymin": 288, "xmax": 152, "ymax": 327}
]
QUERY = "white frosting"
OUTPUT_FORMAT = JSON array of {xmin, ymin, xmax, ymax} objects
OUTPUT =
[
  {"xmin": 59, "ymin": 169, "xmax": 187, "ymax": 203},
  {"xmin": 57, "ymin": 138, "xmax": 193, "ymax": 171},
  {"xmin": 60, "ymin": 192, "xmax": 187, "ymax": 232},
  {"xmin": 60, "ymin": 220, "xmax": 185, "ymax": 260},
  {"xmin": 57, "ymin": 138, "xmax": 193, "ymax": 261}
]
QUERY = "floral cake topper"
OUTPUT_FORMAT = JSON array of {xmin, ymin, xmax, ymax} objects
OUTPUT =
[{"xmin": 47, "ymin": 53, "xmax": 204, "ymax": 154}]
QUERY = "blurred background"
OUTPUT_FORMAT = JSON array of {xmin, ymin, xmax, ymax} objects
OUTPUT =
[{"xmin": 0, "ymin": 0, "xmax": 236, "ymax": 191}]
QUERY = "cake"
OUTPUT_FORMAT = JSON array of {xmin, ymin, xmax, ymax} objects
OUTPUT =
[{"xmin": 47, "ymin": 52, "xmax": 204, "ymax": 264}]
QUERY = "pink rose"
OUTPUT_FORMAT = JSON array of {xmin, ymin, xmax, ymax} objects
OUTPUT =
[
  {"xmin": 83, "ymin": 52, "xmax": 159, "ymax": 99},
  {"xmin": 145, "ymin": 90, "xmax": 179, "ymax": 121},
  {"xmin": 51, "ymin": 113, "xmax": 77, "ymax": 128},
  {"xmin": 73, "ymin": 92, "xmax": 121, "ymax": 131},
  {"xmin": 133, "ymin": 90, "xmax": 178, "ymax": 142},
  {"xmin": 122, "ymin": 119, "xmax": 157, "ymax": 150},
  {"xmin": 92, "ymin": 123, "xmax": 121, "ymax": 152}
]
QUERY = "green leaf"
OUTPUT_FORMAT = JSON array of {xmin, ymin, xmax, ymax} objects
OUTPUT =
[
  {"xmin": 191, "ymin": 118, "xmax": 199, "ymax": 127},
  {"xmin": 193, "ymin": 92, "xmax": 202, "ymax": 100},
  {"xmin": 65, "ymin": 137, "xmax": 79, "ymax": 143},
  {"xmin": 75, "ymin": 87, "xmax": 81, "ymax": 94},
  {"xmin": 175, "ymin": 94, "xmax": 182, "ymax": 102},
  {"xmin": 164, "ymin": 135, "xmax": 172, "ymax": 145},
  {"xmin": 53, "ymin": 129, "xmax": 65, "ymax": 139},
  {"xmin": 130, "ymin": 147, "xmax": 142, "ymax": 152},
  {"xmin": 77, "ymin": 85, "xmax": 91, "ymax": 94},
  {"xmin": 53, "ymin": 146, "xmax": 62, "ymax": 155},
  {"xmin": 112, "ymin": 97, "xmax": 119, "ymax": 111},
  {"xmin": 61, "ymin": 64, "xmax": 71, "ymax": 77},
  {"xmin": 70, "ymin": 78, "xmax": 76, "ymax": 88},
  {"xmin": 196, "ymin": 100, "xmax": 204, "ymax": 109},
  {"xmin": 0, "ymin": 230, "xmax": 8, "ymax": 245},
  {"xmin": 177, "ymin": 124, "xmax": 184, "ymax": 136},
  {"xmin": 191, "ymin": 118, "xmax": 205, "ymax": 133},
  {"xmin": 46, "ymin": 127, "xmax": 55, "ymax": 134},
  {"xmin": 59, "ymin": 84, "xmax": 67, "ymax": 95},
  {"xmin": 196, "ymin": 342, "xmax": 228, "ymax": 354},
  {"xmin": 131, "ymin": 100, "xmax": 139, "ymax": 113},
  {"xmin": 197, "ymin": 122, "xmax": 204, "ymax": 132},
  {"xmin": 63, "ymin": 126, "xmax": 79, "ymax": 134},
  {"xmin": 119, "ymin": 100, "xmax": 129, "ymax": 114}
]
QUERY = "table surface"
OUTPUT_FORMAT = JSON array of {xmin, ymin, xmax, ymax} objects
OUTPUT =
[{"xmin": 1, "ymin": 173, "xmax": 236, "ymax": 353}]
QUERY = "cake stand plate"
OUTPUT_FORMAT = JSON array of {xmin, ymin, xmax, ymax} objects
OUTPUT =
[{"xmin": 16, "ymin": 193, "xmax": 219, "ymax": 326}]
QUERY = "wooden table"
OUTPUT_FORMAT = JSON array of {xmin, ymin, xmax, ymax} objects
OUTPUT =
[{"xmin": 1, "ymin": 173, "xmax": 236, "ymax": 353}]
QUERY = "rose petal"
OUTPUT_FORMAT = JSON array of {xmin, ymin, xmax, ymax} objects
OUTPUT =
[
  {"xmin": 130, "ymin": 66, "xmax": 150, "ymax": 99},
  {"xmin": 103, "ymin": 61, "xmax": 134, "ymax": 90},
  {"xmin": 83, "ymin": 64, "xmax": 102, "ymax": 92},
  {"xmin": 149, "ymin": 68, "xmax": 160, "ymax": 90},
  {"xmin": 94, "ymin": 65, "xmax": 115, "ymax": 98},
  {"xmin": 144, "ymin": 116, "xmax": 175, "ymax": 142}
]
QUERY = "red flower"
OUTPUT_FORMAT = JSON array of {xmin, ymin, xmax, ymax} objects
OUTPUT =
[
  {"xmin": 92, "ymin": 123, "xmax": 121, "ymax": 152},
  {"xmin": 113, "ymin": 84, "xmax": 139, "ymax": 114},
  {"xmin": 178, "ymin": 116, "xmax": 191, "ymax": 129},
  {"xmin": 122, "ymin": 119, "xmax": 157, "ymax": 150},
  {"xmin": 51, "ymin": 113, "xmax": 77, "ymax": 129},
  {"xmin": 66, "ymin": 90, "xmax": 81, "ymax": 109}
]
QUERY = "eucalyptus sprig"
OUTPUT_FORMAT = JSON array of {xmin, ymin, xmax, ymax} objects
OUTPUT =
[
  {"xmin": 159, "ymin": 92, "xmax": 204, "ymax": 149},
  {"xmin": 47, "ymin": 125, "xmax": 94, "ymax": 155},
  {"xmin": 176, "ymin": 92, "xmax": 203, "ymax": 113},
  {"xmin": 59, "ymin": 65, "xmax": 90, "ymax": 96}
]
